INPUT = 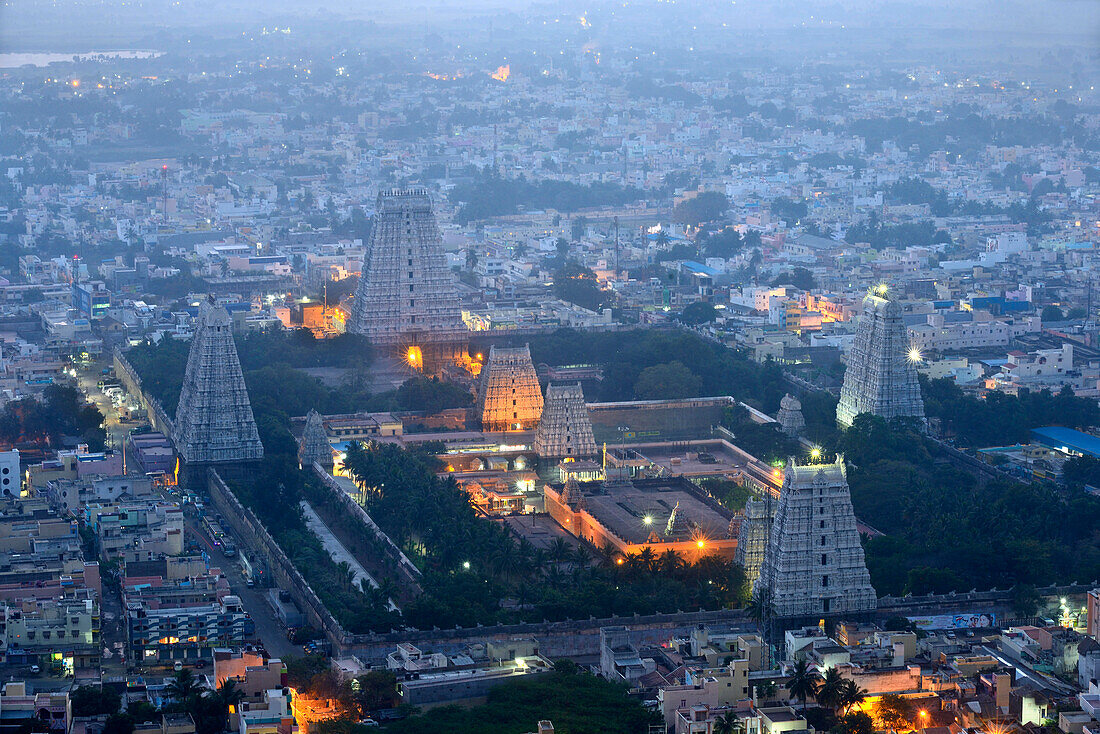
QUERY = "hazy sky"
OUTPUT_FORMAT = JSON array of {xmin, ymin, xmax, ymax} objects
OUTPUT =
[{"xmin": 0, "ymin": 0, "xmax": 1097, "ymax": 55}]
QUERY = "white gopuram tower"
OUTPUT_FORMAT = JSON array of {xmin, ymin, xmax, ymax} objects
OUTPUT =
[
  {"xmin": 173, "ymin": 298, "xmax": 264, "ymax": 473},
  {"xmin": 348, "ymin": 188, "xmax": 466, "ymax": 369},
  {"xmin": 534, "ymin": 383, "xmax": 598, "ymax": 459},
  {"xmin": 754, "ymin": 457, "xmax": 876, "ymax": 619},
  {"xmin": 836, "ymin": 286, "xmax": 924, "ymax": 428}
]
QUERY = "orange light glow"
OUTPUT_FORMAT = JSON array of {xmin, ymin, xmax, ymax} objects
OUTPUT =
[
  {"xmin": 615, "ymin": 558, "xmax": 624, "ymax": 565},
  {"xmin": 70, "ymin": 79, "xmax": 80, "ymax": 88},
  {"xmin": 405, "ymin": 345, "xmax": 423, "ymax": 371},
  {"xmin": 696, "ymin": 539, "xmax": 706, "ymax": 549},
  {"xmin": 491, "ymin": 64, "xmax": 510, "ymax": 82}
]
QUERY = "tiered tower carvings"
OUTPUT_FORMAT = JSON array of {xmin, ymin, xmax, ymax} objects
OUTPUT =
[
  {"xmin": 735, "ymin": 495, "xmax": 775, "ymax": 588},
  {"xmin": 477, "ymin": 345, "xmax": 543, "ymax": 432},
  {"xmin": 836, "ymin": 288, "xmax": 925, "ymax": 428},
  {"xmin": 754, "ymin": 457, "xmax": 876, "ymax": 619},
  {"xmin": 348, "ymin": 188, "xmax": 465, "ymax": 363},
  {"xmin": 777, "ymin": 394, "xmax": 806, "ymax": 437},
  {"xmin": 298, "ymin": 409, "xmax": 333, "ymax": 470},
  {"xmin": 173, "ymin": 298, "xmax": 264, "ymax": 466},
  {"xmin": 535, "ymin": 383, "xmax": 598, "ymax": 459}
]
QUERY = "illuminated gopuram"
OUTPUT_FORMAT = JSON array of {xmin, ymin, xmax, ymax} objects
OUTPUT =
[
  {"xmin": 298, "ymin": 409, "xmax": 334, "ymax": 471},
  {"xmin": 348, "ymin": 188, "xmax": 466, "ymax": 370},
  {"xmin": 754, "ymin": 457, "xmax": 876, "ymax": 619},
  {"xmin": 735, "ymin": 495, "xmax": 774, "ymax": 588},
  {"xmin": 173, "ymin": 298, "xmax": 263, "ymax": 481},
  {"xmin": 477, "ymin": 345, "xmax": 543, "ymax": 432},
  {"xmin": 835, "ymin": 287, "xmax": 924, "ymax": 428},
  {"xmin": 534, "ymin": 383, "xmax": 597, "ymax": 459}
]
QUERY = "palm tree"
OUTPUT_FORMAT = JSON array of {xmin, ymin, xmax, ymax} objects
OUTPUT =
[
  {"xmin": 548, "ymin": 538, "xmax": 572, "ymax": 564},
  {"xmin": 816, "ymin": 668, "xmax": 845, "ymax": 711},
  {"xmin": 210, "ymin": 679, "xmax": 244, "ymax": 728},
  {"xmin": 657, "ymin": 549, "xmax": 684, "ymax": 574},
  {"xmin": 167, "ymin": 668, "xmax": 203, "ymax": 703},
  {"xmin": 785, "ymin": 659, "xmax": 820, "ymax": 712},
  {"xmin": 714, "ymin": 711, "xmax": 742, "ymax": 734},
  {"xmin": 839, "ymin": 679, "xmax": 868, "ymax": 714}
]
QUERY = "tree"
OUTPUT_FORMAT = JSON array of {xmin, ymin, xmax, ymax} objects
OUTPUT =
[
  {"xmin": 715, "ymin": 711, "xmax": 743, "ymax": 734},
  {"xmin": 785, "ymin": 659, "xmax": 820, "ymax": 711},
  {"xmin": 835, "ymin": 711, "xmax": 875, "ymax": 734},
  {"xmin": 772, "ymin": 267, "xmax": 816, "ymax": 291},
  {"xmin": 816, "ymin": 668, "xmax": 845, "ymax": 711},
  {"xmin": 1041, "ymin": 305, "xmax": 1064, "ymax": 322},
  {"xmin": 634, "ymin": 361, "xmax": 702, "ymax": 400},
  {"xmin": 209, "ymin": 679, "xmax": 245, "ymax": 729},
  {"xmin": 755, "ymin": 679, "xmax": 779, "ymax": 704},
  {"xmin": 679, "ymin": 301, "xmax": 719, "ymax": 326},
  {"xmin": 839, "ymin": 679, "xmax": 868, "ymax": 714},
  {"xmin": 1011, "ymin": 584, "xmax": 1041, "ymax": 619},
  {"xmin": 874, "ymin": 693, "xmax": 912, "ymax": 731},
  {"xmin": 348, "ymin": 671, "xmax": 399, "ymax": 717},
  {"xmin": 673, "ymin": 191, "xmax": 730, "ymax": 227},
  {"xmin": 71, "ymin": 686, "xmax": 122, "ymax": 717},
  {"xmin": 166, "ymin": 668, "xmax": 204, "ymax": 703}
]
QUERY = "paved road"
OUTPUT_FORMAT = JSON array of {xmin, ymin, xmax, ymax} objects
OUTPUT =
[
  {"xmin": 187, "ymin": 514, "xmax": 298, "ymax": 660},
  {"xmin": 300, "ymin": 501, "xmax": 398, "ymax": 612}
]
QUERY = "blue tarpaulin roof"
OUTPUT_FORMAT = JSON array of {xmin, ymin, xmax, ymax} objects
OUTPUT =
[{"xmin": 1031, "ymin": 426, "xmax": 1100, "ymax": 458}]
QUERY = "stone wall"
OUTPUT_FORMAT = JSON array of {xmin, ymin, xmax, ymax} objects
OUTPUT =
[
  {"xmin": 205, "ymin": 469, "xmax": 349, "ymax": 647},
  {"xmin": 113, "ymin": 349, "xmax": 175, "ymax": 436},
  {"xmin": 311, "ymin": 463, "xmax": 422, "ymax": 586}
]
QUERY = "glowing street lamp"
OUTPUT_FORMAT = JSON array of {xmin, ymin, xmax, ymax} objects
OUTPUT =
[
  {"xmin": 643, "ymin": 515, "xmax": 653, "ymax": 526},
  {"xmin": 810, "ymin": 447, "xmax": 822, "ymax": 462},
  {"xmin": 907, "ymin": 347, "xmax": 923, "ymax": 364},
  {"xmin": 462, "ymin": 561, "xmax": 470, "ymax": 570}
]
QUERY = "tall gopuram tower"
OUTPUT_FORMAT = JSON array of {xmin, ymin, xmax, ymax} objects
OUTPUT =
[
  {"xmin": 476, "ymin": 345, "xmax": 543, "ymax": 432},
  {"xmin": 754, "ymin": 457, "xmax": 876, "ymax": 620},
  {"xmin": 348, "ymin": 188, "xmax": 466, "ymax": 371},
  {"xmin": 534, "ymin": 383, "xmax": 597, "ymax": 459},
  {"xmin": 835, "ymin": 286, "xmax": 924, "ymax": 428},
  {"xmin": 735, "ymin": 495, "xmax": 775, "ymax": 589},
  {"xmin": 173, "ymin": 298, "xmax": 263, "ymax": 485}
]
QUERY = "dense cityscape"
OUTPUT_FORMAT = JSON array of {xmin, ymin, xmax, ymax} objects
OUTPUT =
[{"xmin": 0, "ymin": 0, "xmax": 1099, "ymax": 732}]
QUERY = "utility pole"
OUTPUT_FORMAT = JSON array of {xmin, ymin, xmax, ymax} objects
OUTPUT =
[
  {"xmin": 161, "ymin": 164, "xmax": 168, "ymax": 222},
  {"xmin": 614, "ymin": 215, "xmax": 620, "ymax": 278}
]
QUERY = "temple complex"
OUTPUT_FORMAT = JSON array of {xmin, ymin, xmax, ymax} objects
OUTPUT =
[
  {"xmin": 348, "ymin": 188, "xmax": 466, "ymax": 370},
  {"xmin": 776, "ymin": 394, "xmax": 805, "ymax": 437},
  {"xmin": 544, "ymin": 476, "xmax": 738, "ymax": 563},
  {"xmin": 476, "ymin": 345, "xmax": 543, "ymax": 432},
  {"xmin": 754, "ymin": 457, "xmax": 876, "ymax": 619},
  {"xmin": 298, "ymin": 409, "xmax": 334, "ymax": 470},
  {"xmin": 534, "ymin": 383, "xmax": 598, "ymax": 459},
  {"xmin": 836, "ymin": 287, "xmax": 925, "ymax": 428},
  {"xmin": 173, "ymin": 298, "xmax": 264, "ymax": 475}
]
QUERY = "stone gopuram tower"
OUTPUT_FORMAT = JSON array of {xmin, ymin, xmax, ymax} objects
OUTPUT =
[
  {"xmin": 477, "ymin": 345, "xmax": 543, "ymax": 432},
  {"xmin": 173, "ymin": 298, "xmax": 263, "ymax": 483},
  {"xmin": 535, "ymin": 383, "xmax": 598, "ymax": 459},
  {"xmin": 298, "ymin": 409, "xmax": 333, "ymax": 471},
  {"xmin": 735, "ymin": 495, "xmax": 775, "ymax": 589},
  {"xmin": 754, "ymin": 457, "xmax": 876, "ymax": 620},
  {"xmin": 836, "ymin": 287, "xmax": 924, "ymax": 428},
  {"xmin": 348, "ymin": 188, "xmax": 466, "ymax": 370},
  {"xmin": 776, "ymin": 394, "xmax": 805, "ymax": 437}
]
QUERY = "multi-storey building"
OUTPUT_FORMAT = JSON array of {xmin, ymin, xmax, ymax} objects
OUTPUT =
[{"xmin": 127, "ymin": 594, "xmax": 254, "ymax": 665}]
